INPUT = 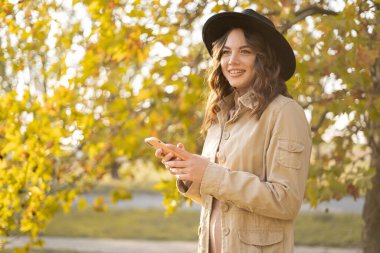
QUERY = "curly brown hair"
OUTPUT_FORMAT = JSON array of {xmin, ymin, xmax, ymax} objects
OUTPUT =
[{"xmin": 201, "ymin": 27, "xmax": 292, "ymax": 134}]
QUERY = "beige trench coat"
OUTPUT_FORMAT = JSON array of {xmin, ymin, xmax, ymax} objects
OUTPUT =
[{"xmin": 177, "ymin": 92, "xmax": 312, "ymax": 253}]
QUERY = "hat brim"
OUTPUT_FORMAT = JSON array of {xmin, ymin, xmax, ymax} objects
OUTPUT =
[{"xmin": 202, "ymin": 12, "xmax": 296, "ymax": 81}]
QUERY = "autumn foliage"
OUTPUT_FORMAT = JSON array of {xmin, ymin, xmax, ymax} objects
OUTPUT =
[{"xmin": 0, "ymin": 0, "xmax": 378, "ymax": 252}]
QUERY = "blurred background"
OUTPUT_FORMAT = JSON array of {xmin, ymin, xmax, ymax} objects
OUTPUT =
[{"xmin": 0, "ymin": 0, "xmax": 378, "ymax": 252}]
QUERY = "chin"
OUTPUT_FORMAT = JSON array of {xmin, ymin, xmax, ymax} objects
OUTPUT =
[{"xmin": 230, "ymin": 84, "xmax": 243, "ymax": 89}]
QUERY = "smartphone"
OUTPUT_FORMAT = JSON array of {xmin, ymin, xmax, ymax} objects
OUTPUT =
[{"xmin": 144, "ymin": 137, "xmax": 186, "ymax": 160}]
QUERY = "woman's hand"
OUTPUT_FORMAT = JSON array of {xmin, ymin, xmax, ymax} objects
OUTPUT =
[
  {"xmin": 162, "ymin": 144, "xmax": 209, "ymax": 183},
  {"xmin": 155, "ymin": 143, "xmax": 184, "ymax": 162}
]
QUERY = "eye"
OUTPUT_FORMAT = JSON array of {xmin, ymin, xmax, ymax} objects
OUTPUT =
[
  {"xmin": 221, "ymin": 49, "xmax": 231, "ymax": 55},
  {"xmin": 241, "ymin": 49, "xmax": 252, "ymax": 54}
]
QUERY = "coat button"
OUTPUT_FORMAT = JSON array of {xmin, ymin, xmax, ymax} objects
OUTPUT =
[
  {"xmin": 223, "ymin": 228, "xmax": 230, "ymax": 236},
  {"xmin": 223, "ymin": 132, "xmax": 230, "ymax": 140},
  {"xmin": 221, "ymin": 203, "xmax": 230, "ymax": 212},
  {"xmin": 218, "ymin": 154, "xmax": 226, "ymax": 163}
]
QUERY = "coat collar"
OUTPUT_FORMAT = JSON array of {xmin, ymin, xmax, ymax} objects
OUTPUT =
[{"xmin": 217, "ymin": 87, "xmax": 257, "ymax": 112}]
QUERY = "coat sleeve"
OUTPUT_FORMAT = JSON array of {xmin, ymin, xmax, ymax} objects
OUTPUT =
[
  {"xmin": 199, "ymin": 101, "xmax": 312, "ymax": 220},
  {"xmin": 176, "ymin": 180, "xmax": 202, "ymax": 204}
]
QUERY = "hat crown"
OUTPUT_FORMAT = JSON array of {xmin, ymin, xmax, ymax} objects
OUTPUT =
[{"xmin": 242, "ymin": 9, "xmax": 275, "ymax": 28}]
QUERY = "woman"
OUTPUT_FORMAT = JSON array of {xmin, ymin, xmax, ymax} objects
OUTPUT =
[{"xmin": 155, "ymin": 9, "xmax": 312, "ymax": 253}]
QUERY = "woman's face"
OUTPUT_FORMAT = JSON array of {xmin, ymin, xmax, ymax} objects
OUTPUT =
[{"xmin": 221, "ymin": 28, "xmax": 256, "ymax": 95}]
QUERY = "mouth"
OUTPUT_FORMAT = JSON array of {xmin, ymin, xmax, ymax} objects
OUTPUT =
[{"xmin": 228, "ymin": 69, "xmax": 245, "ymax": 77}]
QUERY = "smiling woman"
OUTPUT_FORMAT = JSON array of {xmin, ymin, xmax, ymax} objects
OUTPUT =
[
  {"xmin": 220, "ymin": 29, "xmax": 257, "ymax": 96},
  {"xmin": 151, "ymin": 8, "xmax": 312, "ymax": 253}
]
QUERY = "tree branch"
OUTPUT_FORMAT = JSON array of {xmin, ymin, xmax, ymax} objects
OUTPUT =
[
  {"xmin": 311, "ymin": 109, "xmax": 329, "ymax": 133},
  {"xmin": 280, "ymin": 4, "xmax": 338, "ymax": 34},
  {"xmin": 371, "ymin": 57, "xmax": 380, "ymax": 92},
  {"xmin": 300, "ymin": 89, "xmax": 348, "ymax": 109},
  {"xmin": 375, "ymin": 3, "xmax": 380, "ymax": 11}
]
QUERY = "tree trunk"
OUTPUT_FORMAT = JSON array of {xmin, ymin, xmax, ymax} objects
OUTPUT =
[
  {"xmin": 362, "ymin": 57, "xmax": 380, "ymax": 253},
  {"xmin": 363, "ymin": 156, "xmax": 380, "ymax": 252}
]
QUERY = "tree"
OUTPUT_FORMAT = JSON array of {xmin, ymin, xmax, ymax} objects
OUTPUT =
[
  {"xmin": 0, "ymin": 0, "xmax": 208, "ymax": 251},
  {"xmin": 0, "ymin": 0, "xmax": 378, "ymax": 252},
  {"xmin": 282, "ymin": 2, "xmax": 378, "ymax": 252}
]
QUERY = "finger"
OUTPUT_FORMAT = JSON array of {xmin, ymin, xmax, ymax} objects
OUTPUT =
[
  {"xmin": 168, "ymin": 167, "xmax": 189, "ymax": 175},
  {"xmin": 163, "ymin": 152, "xmax": 175, "ymax": 162},
  {"xmin": 173, "ymin": 144, "xmax": 183, "ymax": 160},
  {"xmin": 168, "ymin": 168, "xmax": 180, "ymax": 175},
  {"xmin": 169, "ymin": 168, "xmax": 183, "ymax": 176},
  {"xmin": 155, "ymin": 148, "xmax": 165, "ymax": 158},
  {"xmin": 165, "ymin": 144, "xmax": 190, "ymax": 159},
  {"xmin": 163, "ymin": 162, "xmax": 171, "ymax": 170},
  {"xmin": 164, "ymin": 160, "xmax": 187, "ymax": 168}
]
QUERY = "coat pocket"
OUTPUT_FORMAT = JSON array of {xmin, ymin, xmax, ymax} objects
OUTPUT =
[
  {"xmin": 238, "ymin": 228, "xmax": 284, "ymax": 252},
  {"xmin": 276, "ymin": 139, "xmax": 304, "ymax": 169}
]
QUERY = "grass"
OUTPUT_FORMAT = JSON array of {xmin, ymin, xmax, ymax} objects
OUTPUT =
[
  {"xmin": 40, "ymin": 208, "xmax": 362, "ymax": 248},
  {"xmin": 4, "ymin": 209, "xmax": 361, "ymax": 253},
  {"xmin": 43, "ymin": 208, "xmax": 199, "ymax": 241},
  {"xmin": 295, "ymin": 212, "xmax": 362, "ymax": 247}
]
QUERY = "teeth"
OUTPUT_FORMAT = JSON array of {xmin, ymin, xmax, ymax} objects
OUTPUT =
[{"xmin": 229, "ymin": 70, "xmax": 244, "ymax": 75}]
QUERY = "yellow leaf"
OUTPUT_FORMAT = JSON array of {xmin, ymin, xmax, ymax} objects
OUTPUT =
[
  {"xmin": 92, "ymin": 196, "xmax": 108, "ymax": 212},
  {"xmin": 78, "ymin": 197, "xmax": 88, "ymax": 210}
]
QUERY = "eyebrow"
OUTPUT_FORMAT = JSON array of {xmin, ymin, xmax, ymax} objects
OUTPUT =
[{"xmin": 223, "ymin": 45, "xmax": 251, "ymax": 50}]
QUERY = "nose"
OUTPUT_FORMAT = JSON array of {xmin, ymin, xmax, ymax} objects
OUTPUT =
[{"xmin": 228, "ymin": 51, "xmax": 240, "ymax": 65}]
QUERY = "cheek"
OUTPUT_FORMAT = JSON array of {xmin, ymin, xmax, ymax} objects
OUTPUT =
[
  {"xmin": 221, "ymin": 59, "xmax": 228, "ymax": 75},
  {"xmin": 251, "ymin": 57, "xmax": 257, "ymax": 72},
  {"xmin": 248, "ymin": 58, "xmax": 256, "ymax": 76},
  {"xmin": 249, "ymin": 67, "xmax": 256, "ymax": 79},
  {"xmin": 250, "ymin": 64, "xmax": 256, "ymax": 73}
]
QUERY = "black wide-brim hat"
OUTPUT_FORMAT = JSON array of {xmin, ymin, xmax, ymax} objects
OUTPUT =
[{"xmin": 202, "ymin": 9, "xmax": 296, "ymax": 81}]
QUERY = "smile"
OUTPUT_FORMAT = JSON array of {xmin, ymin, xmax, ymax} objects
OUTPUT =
[{"xmin": 228, "ymin": 69, "xmax": 245, "ymax": 77}]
